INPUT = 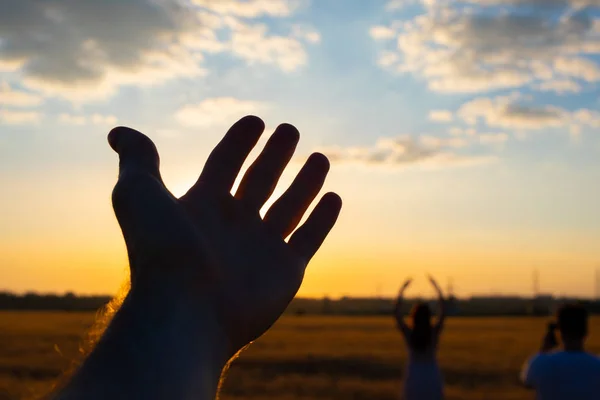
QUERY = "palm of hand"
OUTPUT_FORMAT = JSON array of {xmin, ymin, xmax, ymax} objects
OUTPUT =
[
  {"xmin": 109, "ymin": 116, "xmax": 341, "ymax": 355},
  {"xmin": 180, "ymin": 191, "xmax": 305, "ymax": 348}
]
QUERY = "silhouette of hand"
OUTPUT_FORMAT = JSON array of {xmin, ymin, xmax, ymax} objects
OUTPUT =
[
  {"xmin": 393, "ymin": 278, "xmax": 412, "ymax": 328},
  {"xmin": 109, "ymin": 116, "xmax": 342, "ymax": 357},
  {"xmin": 400, "ymin": 278, "xmax": 412, "ymax": 294},
  {"xmin": 428, "ymin": 275, "xmax": 441, "ymax": 291}
]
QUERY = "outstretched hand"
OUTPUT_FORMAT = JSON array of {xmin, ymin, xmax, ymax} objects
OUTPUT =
[
  {"xmin": 110, "ymin": 116, "xmax": 342, "ymax": 357},
  {"xmin": 394, "ymin": 278, "xmax": 412, "ymax": 330},
  {"xmin": 400, "ymin": 278, "xmax": 412, "ymax": 294},
  {"xmin": 428, "ymin": 275, "xmax": 442, "ymax": 292}
]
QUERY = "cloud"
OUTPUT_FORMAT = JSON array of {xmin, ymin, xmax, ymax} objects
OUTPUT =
[
  {"xmin": 461, "ymin": 1, "xmax": 600, "ymax": 7},
  {"xmin": 191, "ymin": 0, "xmax": 295, "ymax": 18},
  {"xmin": 0, "ymin": 82, "xmax": 43, "ymax": 107},
  {"xmin": 377, "ymin": 51, "xmax": 400, "ymax": 67},
  {"xmin": 0, "ymin": 0, "xmax": 318, "ymax": 103},
  {"xmin": 385, "ymin": 0, "xmax": 419, "ymax": 10},
  {"xmin": 58, "ymin": 113, "xmax": 117, "ymax": 126},
  {"xmin": 420, "ymin": 135, "xmax": 469, "ymax": 148},
  {"xmin": 0, "ymin": 0, "xmax": 205, "ymax": 102},
  {"xmin": 370, "ymin": 26, "xmax": 396, "ymax": 40},
  {"xmin": 318, "ymin": 134, "xmax": 496, "ymax": 170},
  {"xmin": 0, "ymin": 110, "xmax": 41, "ymax": 125},
  {"xmin": 227, "ymin": 20, "xmax": 309, "ymax": 72},
  {"xmin": 291, "ymin": 25, "xmax": 321, "ymax": 44},
  {"xmin": 553, "ymin": 56, "xmax": 600, "ymax": 82},
  {"xmin": 458, "ymin": 95, "xmax": 566, "ymax": 130},
  {"xmin": 534, "ymin": 79, "xmax": 582, "ymax": 94},
  {"xmin": 429, "ymin": 109, "xmax": 454, "ymax": 122},
  {"xmin": 372, "ymin": 0, "xmax": 600, "ymax": 94},
  {"xmin": 446, "ymin": 126, "xmax": 509, "ymax": 146},
  {"xmin": 457, "ymin": 94, "xmax": 600, "ymax": 134},
  {"xmin": 175, "ymin": 97, "xmax": 266, "ymax": 127}
]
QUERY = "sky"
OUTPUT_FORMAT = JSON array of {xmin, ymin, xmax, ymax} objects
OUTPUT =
[{"xmin": 2, "ymin": 0, "xmax": 600, "ymax": 299}]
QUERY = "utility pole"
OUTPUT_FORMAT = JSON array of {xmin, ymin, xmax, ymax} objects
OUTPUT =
[
  {"xmin": 533, "ymin": 268, "xmax": 539, "ymax": 299},
  {"xmin": 447, "ymin": 277, "xmax": 454, "ymax": 298},
  {"xmin": 595, "ymin": 268, "xmax": 599, "ymax": 301}
]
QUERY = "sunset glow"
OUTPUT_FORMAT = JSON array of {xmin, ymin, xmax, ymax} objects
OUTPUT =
[{"xmin": 2, "ymin": 0, "xmax": 600, "ymax": 298}]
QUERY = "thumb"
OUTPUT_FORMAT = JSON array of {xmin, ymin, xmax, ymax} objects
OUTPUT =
[
  {"xmin": 108, "ymin": 126, "xmax": 161, "ymax": 180},
  {"xmin": 108, "ymin": 127, "xmax": 181, "ymax": 273}
]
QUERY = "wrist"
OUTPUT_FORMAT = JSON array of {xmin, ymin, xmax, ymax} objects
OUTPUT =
[{"xmin": 67, "ymin": 285, "xmax": 231, "ymax": 399}]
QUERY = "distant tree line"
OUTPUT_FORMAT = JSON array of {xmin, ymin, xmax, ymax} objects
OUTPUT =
[
  {"xmin": 1, "ymin": 291, "xmax": 599, "ymax": 316},
  {"xmin": 0, "ymin": 292, "xmax": 110, "ymax": 311}
]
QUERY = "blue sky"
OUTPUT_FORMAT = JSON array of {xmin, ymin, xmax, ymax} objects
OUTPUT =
[{"xmin": 2, "ymin": 0, "xmax": 600, "ymax": 297}]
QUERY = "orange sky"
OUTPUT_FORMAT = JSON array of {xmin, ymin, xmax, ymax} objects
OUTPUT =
[{"xmin": 3, "ymin": 0, "xmax": 600, "ymax": 299}]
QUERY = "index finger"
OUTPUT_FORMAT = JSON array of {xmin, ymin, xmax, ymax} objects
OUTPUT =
[{"xmin": 189, "ymin": 115, "xmax": 265, "ymax": 196}]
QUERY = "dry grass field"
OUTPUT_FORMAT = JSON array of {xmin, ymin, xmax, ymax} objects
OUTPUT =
[{"xmin": 1, "ymin": 311, "xmax": 600, "ymax": 400}]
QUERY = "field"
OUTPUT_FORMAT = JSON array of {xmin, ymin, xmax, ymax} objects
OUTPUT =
[{"xmin": 2, "ymin": 312, "xmax": 600, "ymax": 399}]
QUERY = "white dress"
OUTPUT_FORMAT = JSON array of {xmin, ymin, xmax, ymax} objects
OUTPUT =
[{"xmin": 402, "ymin": 331, "xmax": 444, "ymax": 400}]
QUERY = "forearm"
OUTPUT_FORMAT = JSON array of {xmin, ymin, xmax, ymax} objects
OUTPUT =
[
  {"xmin": 539, "ymin": 344, "xmax": 553, "ymax": 353},
  {"xmin": 53, "ymin": 286, "xmax": 229, "ymax": 400},
  {"xmin": 539, "ymin": 332, "xmax": 557, "ymax": 353}
]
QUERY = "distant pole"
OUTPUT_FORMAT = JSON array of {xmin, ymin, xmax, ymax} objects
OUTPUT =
[
  {"xmin": 594, "ymin": 268, "xmax": 600, "ymax": 301},
  {"xmin": 533, "ymin": 268, "xmax": 539, "ymax": 299},
  {"xmin": 447, "ymin": 277, "xmax": 454, "ymax": 297}
]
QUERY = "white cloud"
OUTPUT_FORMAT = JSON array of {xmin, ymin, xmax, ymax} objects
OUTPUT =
[
  {"xmin": 420, "ymin": 135, "xmax": 469, "ymax": 148},
  {"xmin": 175, "ymin": 97, "xmax": 266, "ymax": 127},
  {"xmin": 58, "ymin": 113, "xmax": 117, "ymax": 126},
  {"xmin": 553, "ymin": 57, "xmax": 600, "ymax": 82},
  {"xmin": 291, "ymin": 25, "xmax": 321, "ymax": 44},
  {"xmin": 535, "ymin": 79, "xmax": 582, "ymax": 94},
  {"xmin": 458, "ymin": 95, "xmax": 566, "ymax": 130},
  {"xmin": 457, "ymin": 94, "xmax": 600, "ymax": 135},
  {"xmin": 377, "ymin": 51, "xmax": 400, "ymax": 67},
  {"xmin": 0, "ymin": 82, "xmax": 43, "ymax": 107},
  {"xmin": 385, "ymin": 0, "xmax": 418, "ymax": 10},
  {"xmin": 191, "ymin": 0, "xmax": 295, "ymax": 18},
  {"xmin": 228, "ymin": 21, "xmax": 309, "ymax": 72},
  {"xmin": 0, "ymin": 0, "xmax": 318, "ymax": 103},
  {"xmin": 429, "ymin": 109, "xmax": 454, "ymax": 122},
  {"xmin": 0, "ymin": 110, "xmax": 41, "ymax": 125},
  {"xmin": 461, "ymin": 1, "xmax": 600, "ymax": 7},
  {"xmin": 318, "ymin": 134, "xmax": 496, "ymax": 170},
  {"xmin": 572, "ymin": 109, "xmax": 600, "ymax": 128},
  {"xmin": 0, "ymin": 0, "xmax": 206, "ymax": 102},
  {"xmin": 372, "ymin": 0, "xmax": 600, "ymax": 94},
  {"xmin": 370, "ymin": 26, "xmax": 396, "ymax": 40}
]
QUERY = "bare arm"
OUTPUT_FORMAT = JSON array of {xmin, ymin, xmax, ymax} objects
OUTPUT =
[
  {"xmin": 52, "ymin": 117, "xmax": 342, "ymax": 400},
  {"xmin": 428, "ymin": 275, "xmax": 446, "ymax": 333},
  {"xmin": 394, "ymin": 279, "xmax": 412, "ymax": 337},
  {"xmin": 539, "ymin": 323, "xmax": 558, "ymax": 353}
]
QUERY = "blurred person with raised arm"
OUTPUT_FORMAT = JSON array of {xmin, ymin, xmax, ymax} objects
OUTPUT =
[
  {"xmin": 521, "ymin": 303, "xmax": 600, "ymax": 399},
  {"xmin": 51, "ymin": 116, "xmax": 342, "ymax": 400},
  {"xmin": 395, "ymin": 275, "xmax": 446, "ymax": 400}
]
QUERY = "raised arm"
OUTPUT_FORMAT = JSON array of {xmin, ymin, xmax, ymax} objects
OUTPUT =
[
  {"xmin": 52, "ymin": 117, "xmax": 342, "ymax": 400},
  {"xmin": 428, "ymin": 275, "xmax": 446, "ymax": 333},
  {"xmin": 394, "ymin": 279, "xmax": 412, "ymax": 337}
]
